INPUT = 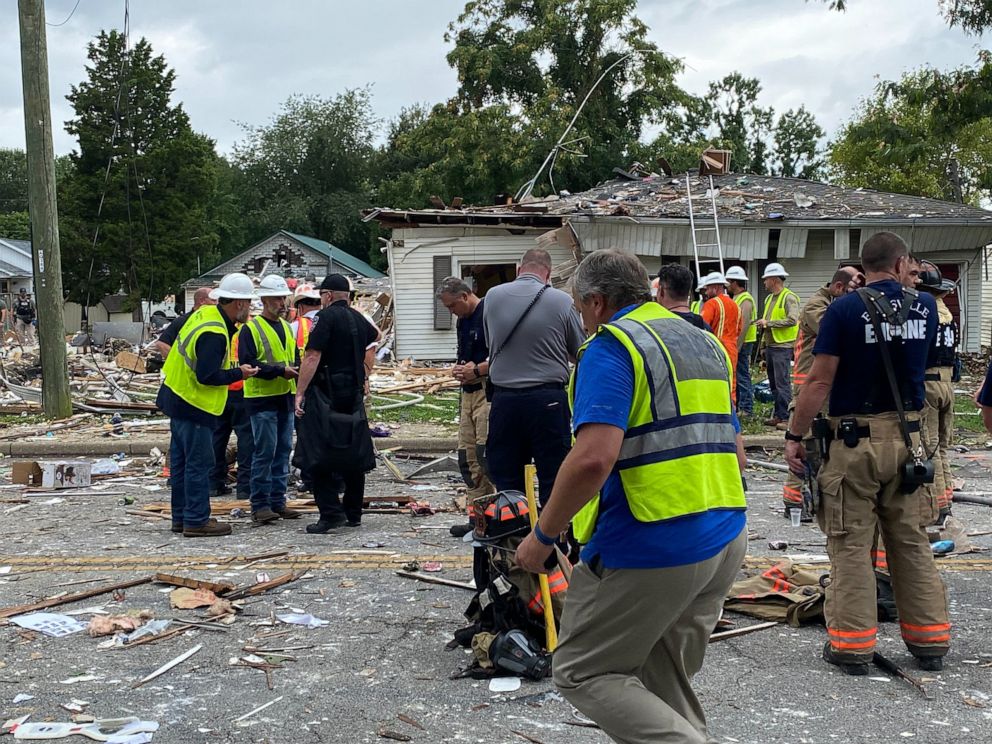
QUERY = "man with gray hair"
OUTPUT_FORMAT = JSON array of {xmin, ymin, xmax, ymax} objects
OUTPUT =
[
  {"xmin": 436, "ymin": 276, "xmax": 494, "ymax": 536},
  {"xmin": 483, "ymin": 248, "xmax": 586, "ymax": 503},
  {"xmin": 516, "ymin": 249, "xmax": 747, "ymax": 744}
]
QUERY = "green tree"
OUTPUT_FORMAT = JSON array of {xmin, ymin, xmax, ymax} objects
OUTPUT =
[
  {"xmin": 829, "ymin": 61, "xmax": 992, "ymax": 204},
  {"xmin": 0, "ymin": 148, "xmax": 29, "ymax": 214},
  {"xmin": 820, "ymin": 1, "xmax": 992, "ymax": 34},
  {"xmin": 232, "ymin": 91, "xmax": 382, "ymax": 269},
  {"xmin": 444, "ymin": 0, "xmax": 689, "ymax": 194},
  {"xmin": 0, "ymin": 211, "xmax": 30, "ymax": 240},
  {"xmin": 774, "ymin": 106, "xmax": 826, "ymax": 179},
  {"xmin": 61, "ymin": 30, "xmax": 221, "ymax": 304},
  {"xmin": 705, "ymin": 73, "xmax": 775, "ymax": 174}
]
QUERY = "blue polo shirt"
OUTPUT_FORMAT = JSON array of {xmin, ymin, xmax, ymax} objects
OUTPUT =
[
  {"xmin": 813, "ymin": 280, "xmax": 936, "ymax": 416},
  {"xmin": 573, "ymin": 305, "xmax": 746, "ymax": 569}
]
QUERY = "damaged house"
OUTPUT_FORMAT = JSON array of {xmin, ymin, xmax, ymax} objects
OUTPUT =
[{"xmin": 368, "ymin": 172, "xmax": 992, "ymax": 361}]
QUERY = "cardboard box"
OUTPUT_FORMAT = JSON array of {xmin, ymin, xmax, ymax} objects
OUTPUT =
[{"xmin": 11, "ymin": 460, "xmax": 92, "ymax": 489}]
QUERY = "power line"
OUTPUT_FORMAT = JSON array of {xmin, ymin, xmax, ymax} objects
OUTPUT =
[{"xmin": 47, "ymin": 0, "xmax": 82, "ymax": 27}]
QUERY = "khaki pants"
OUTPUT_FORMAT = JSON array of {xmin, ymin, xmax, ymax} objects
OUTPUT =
[
  {"xmin": 817, "ymin": 413, "xmax": 950, "ymax": 661},
  {"xmin": 458, "ymin": 387, "xmax": 494, "ymax": 503},
  {"xmin": 15, "ymin": 318, "xmax": 34, "ymax": 345},
  {"xmin": 553, "ymin": 530, "xmax": 747, "ymax": 744},
  {"xmin": 921, "ymin": 369, "xmax": 954, "ymax": 512},
  {"xmin": 783, "ymin": 385, "xmax": 825, "ymax": 509}
]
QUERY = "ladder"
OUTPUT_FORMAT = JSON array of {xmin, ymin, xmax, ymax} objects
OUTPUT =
[{"xmin": 686, "ymin": 174, "xmax": 725, "ymax": 282}]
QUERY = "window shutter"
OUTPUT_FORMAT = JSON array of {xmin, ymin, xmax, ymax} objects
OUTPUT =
[{"xmin": 433, "ymin": 255, "xmax": 453, "ymax": 330}]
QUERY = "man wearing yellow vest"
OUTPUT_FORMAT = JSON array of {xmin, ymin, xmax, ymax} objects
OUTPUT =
[
  {"xmin": 239, "ymin": 275, "xmax": 302, "ymax": 524},
  {"xmin": 157, "ymin": 273, "xmax": 259, "ymax": 537},
  {"xmin": 756, "ymin": 262, "xmax": 800, "ymax": 427},
  {"xmin": 517, "ymin": 249, "xmax": 747, "ymax": 744},
  {"xmin": 726, "ymin": 266, "xmax": 756, "ymax": 416}
]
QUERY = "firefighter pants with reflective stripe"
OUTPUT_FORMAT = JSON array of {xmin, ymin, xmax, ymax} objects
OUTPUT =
[
  {"xmin": 922, "ymin": 372, "xmax": 954, "ymax": 513},
  {"xmin": 553, "ymin": 529, "xmax": 747, "ymax": 744},
  {"xmin": 458, "ymin": 387, "xmax": 494, "ymax": 502},
  {"xmin": 817, "ymin": 413, "xmax": 949, "ymax": 661}
]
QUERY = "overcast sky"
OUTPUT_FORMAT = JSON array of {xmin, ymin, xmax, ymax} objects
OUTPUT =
[{"xmin": 0, "ymin": 0, "xmax": 986, "ymax": 158}]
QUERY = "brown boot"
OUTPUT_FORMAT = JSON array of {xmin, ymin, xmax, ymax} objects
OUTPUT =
[
  {"xmin": 273, "ymin": 506, "xmax": 302, "ymax": 520},
  {"xmin": 252, "ymin": 507, "xmax": 280, "ymax": 524},
  {"xmin": 183, "ymin": 520, "xmax": 233, "ymax": 537}
]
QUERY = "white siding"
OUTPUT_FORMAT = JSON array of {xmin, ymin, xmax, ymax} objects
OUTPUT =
[
  {"xmin": 982, "ymin": 249, "xmax": 992, "ymax": 348},
  {"xmin": 779, "ymin": 231, "xmax": 838, "ymax": 305},
  {"xmin": 834, "ymin": 228, "xmax": 850, "ymax": 260},
  {"xmin": 777, "ymin": 228, "xmax": 809, "ymax": 258},
  {"xmin": 568, "ymin": 221, "xmax": 769, "ymax": 259},
  {"xmin": 388, "ymin": 227, "xmax": 571, "ymax": 361}
]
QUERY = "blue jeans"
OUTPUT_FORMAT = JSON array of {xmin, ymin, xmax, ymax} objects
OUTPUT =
[
  {"xmin": 736, "ymin": 342, "xmax": 754, "ymax": 415},
  {"xmin": 210, "ymin": 393, "xmax": 254, "ymax": 497},
  {"xmin": 250, "ymin": 407, "xmax": 294, "ymax": 512},
  {"xmin": 487, "ymin": 385, "xmax": 571, "ymax": 505},
  {"xmin": 170, "ymin": 417, "xmax": 215, "ymax": 528}
]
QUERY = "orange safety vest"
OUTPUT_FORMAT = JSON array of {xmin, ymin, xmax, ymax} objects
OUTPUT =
[
  {"xmin": 701, "ymin": 294, "xmax": 741, "ymax": 398},
  {"xmin": 229, "ymin": 325, "xmax": 244, "ymax": 391},
  {"xmin": 295, "ymin": 316, "xmax": 313, "ymax": 351}
]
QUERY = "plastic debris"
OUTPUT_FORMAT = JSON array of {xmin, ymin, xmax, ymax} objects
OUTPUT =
[
  {"xmin": 276, "ymin": 613, "xmax": 329, "ymax": 628},
  {"xmin": 10, "ymin": 613, "xmax": 87, "ymax": 638},
  {"xmin": 489, "ymin": 677, "xmax": 522, "ymax": 692}
]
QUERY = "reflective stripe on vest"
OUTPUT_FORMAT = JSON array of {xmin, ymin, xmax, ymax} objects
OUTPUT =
[
  {"xmin": 569, "ymin": 302, "xmax": 746, "ymax": 544},
  {"xmin": 527, "ymin": 568, "xmax": 567, "ymax": 616},
  {"xmin": 734, "ymin": 291, "xmax": 758, "ymax": 343},
  {"xmin": 161, "ymin": 304, "xmax": 231, "ymax": 416},
  {"xmin": 762, "ymin": 288, "xmax": 799, "ymax": 344},
  {"xmin": 244, "ymin": 316, "xmax": 297, "ymax": 399}
]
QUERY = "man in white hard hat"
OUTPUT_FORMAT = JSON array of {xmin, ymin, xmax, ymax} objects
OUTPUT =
[
  {"xmin": 756, "ymin": 263, "xmax": 800, "ymax": 427},
  {"xmin": 157, "ymin": 273, "xmax": 259, "ymax": 537},
  {"xmin": 726, "ymin": 266, "xmax": 756, "ymax": 416},
  {"xmin": 699, "ymin": 271, "xmax": 742, "ymax": 398},
  {"xmin": 238, "ymin": 275, "xmax": 302, "ymax": 524}
]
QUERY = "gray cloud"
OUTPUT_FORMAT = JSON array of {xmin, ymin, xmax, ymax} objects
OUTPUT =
[{"xmin": 0, "ymin": 0, "xmax": 985, "ymax": 157}]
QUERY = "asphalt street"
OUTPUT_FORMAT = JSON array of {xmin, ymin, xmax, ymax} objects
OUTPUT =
[{"xmin": 0, "ymin": 447, "xmax": 990, "ymax": 743}]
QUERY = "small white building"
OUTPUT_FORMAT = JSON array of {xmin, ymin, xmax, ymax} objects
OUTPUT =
[
  {"xmin": 369, "ymin": 174, "xmax": 992, "ymax": 361},
  {"xmin": 179, "ymin": 230, "xmax": 385, "ymax": 312}
]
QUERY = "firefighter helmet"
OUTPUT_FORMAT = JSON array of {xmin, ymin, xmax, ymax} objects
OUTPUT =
[{"xmin": 474, "ymin": 490, "xmax": 531, "ymax": 543}]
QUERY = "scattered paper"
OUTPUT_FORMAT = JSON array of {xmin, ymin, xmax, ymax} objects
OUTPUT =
[
  {"xmin": 276, "ymin": 613, "xmax": 329, "ymax": 628},
  {"xmin": 489, "ymin": 677, "xmax": 521, "ymax": 692},
  {"xmin": 91, "ymin": 459, "xmax": 120, "ymax": 476},
  {"xmin": 169, "ymin": 587, "xmax": 218, "ymax": 609},
  {"xmin": 12, "ymin": 694, "xmax": 34, "ymax": 703},
  {"xmin": 11, "ymin": 612, "xmax": 87, "ymax": 638},
  {"xmin": 0, "ymin": 566, "xmax": 11, "ymax": 575}
]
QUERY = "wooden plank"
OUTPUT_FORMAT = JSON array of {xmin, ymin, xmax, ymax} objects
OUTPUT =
[
  {"xmin": 154, "ymin": 573, "xmax": 236, "ymax": 595},
  {"xmin": 0, "ymin": 576, "xmax": 153, "ymax": 619},
  {"xmin": 395, "ymin": 570, "xmax": 476, "ymax": 591},
  {"xmin": 225, "ymin": 571, "xmax": 304, "ymax": 601}
]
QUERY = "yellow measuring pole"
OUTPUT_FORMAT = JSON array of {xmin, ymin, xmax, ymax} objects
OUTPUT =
[{"xmin": 524, "ymin": 463, "xmax": 558, "ymax": 651}]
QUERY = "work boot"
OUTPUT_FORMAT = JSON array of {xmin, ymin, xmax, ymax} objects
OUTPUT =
[
  {"xmin": 252, "ymin": 507, "xmax": 280, "ymax": 524},
  {"xmin": 183, "ymin": 520, "xmax": 233, "ymax": 537},
  {"xmin": 914, "ymin": 655, "xmax": 944, "ymax": 672},
  {"xmin": 306, "ymin": 515, "xmax": 346, "ymax": 534},
  {"xmin": 764, "ymin": 417, "xmax": 783, "ymax": 427},
  {"xmin": 822, "ymin": 641, "xmax": 869, "ymax": 676},
  {"xmin": 346, "ymin": 519, "xmax": 362, "ymax": 528},
  {"xmin": 933, "ymin": 507, "xmax": 952, "ymax": 529},
  {"xmin": 449, "ymin": 523, "xmax": 473, "ymax": 538},
  {"xmin": 171, "ymin": 522, "xmax": 183, "ymax": 534},
  {"xmin": 208, "ymin": 484, "xmax": 233, "ymax": 498},
  {"xmin": 273, "ymin": 506, "xmax": 302, "ymax": 520}
]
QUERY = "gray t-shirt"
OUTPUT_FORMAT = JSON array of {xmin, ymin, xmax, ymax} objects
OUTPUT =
[{"xmin": 483, "ymin": 274, "xmax": 586, "ymax": 387}]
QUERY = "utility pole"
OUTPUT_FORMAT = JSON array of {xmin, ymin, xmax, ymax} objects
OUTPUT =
[{"xmin": 18, "ymin": 0, "xmax": 72, "ymax": 418}]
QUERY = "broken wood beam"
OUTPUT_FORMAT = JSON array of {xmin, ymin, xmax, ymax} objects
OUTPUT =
[
  {"xmin": 154, "ymin": 573, "xmax": 236, "ymax": 595},
  {"xmin": 708, "ymin": 620, "xmax": 779, "ymax": 643},
  {"xmin": 225, "ymin": 571, "xmax": 304, "ymax": 601},
  {"xmin": 396, "ymin": 570, "xmax": 476, "ymax": 591},
  {"xmin": 0, "ymin": 576, "xmax": 153, "ymax": 619}
]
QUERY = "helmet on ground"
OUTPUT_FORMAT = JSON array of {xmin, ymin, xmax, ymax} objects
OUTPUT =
[
  {"xmin": 725, "ymin": 266, "xmax": 748, "ymax": 282},
  {"xmin": 257, "ymin": 274, "xmax": 292, "ymax": 297},
  {"xmin": 699, "ymin": 271, "xmax": 728, "ymax": 288},
  {"xmin": 210, "ymin": 273, "xmax": 255, "ymax": 300},
  {"xmin": 762, "ymin": 262, "xmax": 789, "ymax": 279},
  {"xmin": 474, "ymin": 490, "xmax": 531, "ymax": 543}
]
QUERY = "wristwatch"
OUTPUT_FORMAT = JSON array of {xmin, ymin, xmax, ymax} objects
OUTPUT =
[
  {"xmin": 473, "ymin": 364, "xmax": 481, "ymax": 379},
  {"xmin": 784, "ymin": 431, "xmax": 804, "ymax": 443}
]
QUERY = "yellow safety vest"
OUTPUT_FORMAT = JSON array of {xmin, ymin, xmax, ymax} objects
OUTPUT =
[
  {"xmin": 570, "ymin": 302, "xmax": 746, "ymax": 544},
  {"xmin": 762, "ymin": 288, "xmax": 799, "ymax": 344},
  {"xmin": 690, "ymin": 299, "xmax": 702, "ymax": 314},
  {"xmin": 735, "ymin": 291, "xmax": 758, "ymax": 343},
  {"xmin": 161, "ymin": 304, "xmax": 232, "ymax": 416},
  {"xmin": 244, "ymin": 316, "xmax": 297, "ymax": 399}
]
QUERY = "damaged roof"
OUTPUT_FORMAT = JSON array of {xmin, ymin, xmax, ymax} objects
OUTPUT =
[{"xmin": 368, "ymin": 173, "xmax": 992, "ymax": 227}]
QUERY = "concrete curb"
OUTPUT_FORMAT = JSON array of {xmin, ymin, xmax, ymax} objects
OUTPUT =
[{"xmin": 1, "ymin": 432, "xmax": 784, "ymax": 459}]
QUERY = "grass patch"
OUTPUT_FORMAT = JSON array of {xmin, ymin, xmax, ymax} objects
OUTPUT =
[
  {"xmin": 0, "ymin": 413, "xmax": 45, "ymax": 427},
  {"xmin": 953, "ymin": 393, "xmax": 988, "ymax": 435},
  {"xmin": 740, "ymin": 401, "xmax": 775, "ymax": 436},
  {"xmin": 370, "ymin": 393, "xmax": 460, "ymax": 425}
]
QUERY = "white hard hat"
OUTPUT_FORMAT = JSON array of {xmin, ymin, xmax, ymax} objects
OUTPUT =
[
  {"xmin": 725, "ymin": 266, "xmax": 748, "ymax": 282},
  {"xmin": 762, "ymin": 262, "xmax": 789, "ymax": 279},
  {"xmin": 293, "ymin": 283, "xmax": 321, "ymax": 302},
  {"xmin": 700, "ymin": 271, "xmax": 728, "ymax": 288},
  {"xmin": 209, "ymin": 272, "xmax": 255, "ymax": 300},
  {"xmin": 257, "ymin": 274, "xmax": 292, "ymax": 297}
]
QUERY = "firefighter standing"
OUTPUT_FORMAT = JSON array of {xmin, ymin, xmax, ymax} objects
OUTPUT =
[
  {"xmin": 782, "ymin": 266, "xmax": 861, "ymax": 517},
  {"xmin": 786, "ymin": 232, "xmax": 950, "ymax": 675},
  {"xmin": 918, "ymin": 268, "xmax": 959, "ymax": 526}
]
